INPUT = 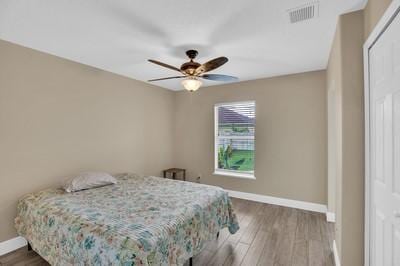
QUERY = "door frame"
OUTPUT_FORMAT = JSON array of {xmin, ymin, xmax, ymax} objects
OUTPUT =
[{"xmin": 364, "ymin": 1, "xmax": 400, "ymax": 265}]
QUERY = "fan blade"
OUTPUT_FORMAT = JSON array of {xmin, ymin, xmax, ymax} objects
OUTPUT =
[
  {"xmin": 195, "ymin": 57, "xmax": 228, "ymax": 74},
  {"xmin": 200, "ymin": 74, "xmax": 238, "ymax": 82},
  {"xmin": 148, "ymin": 76, "xmax": 186, "ymax": 82},
  {"xmin": 148, "ymin": 59, "xmax": 182, "ymax": 73}
]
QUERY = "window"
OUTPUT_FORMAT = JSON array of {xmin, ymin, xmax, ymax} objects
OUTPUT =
[{"xmin": 214, "ymin": 101, "xmax": 255, "ymax": 179}]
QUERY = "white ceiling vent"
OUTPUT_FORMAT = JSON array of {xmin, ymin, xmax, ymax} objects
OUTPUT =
[{"xmin": 288, "ymin": 1, "xmax": 319, "ymax": 23}]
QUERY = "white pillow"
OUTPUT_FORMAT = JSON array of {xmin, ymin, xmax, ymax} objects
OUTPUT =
[{"xmin": 63, "ymin": 172, "xmax": 117, "ymax": 192}]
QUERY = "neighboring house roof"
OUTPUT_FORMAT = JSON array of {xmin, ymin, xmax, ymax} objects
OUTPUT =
[{"xmin": 219, "ymin": 107, "xmax": 254, "ymax": 124}]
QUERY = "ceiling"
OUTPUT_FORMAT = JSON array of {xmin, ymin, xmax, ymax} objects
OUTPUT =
[{"xmin": 0, "ymin": 0, "xmax": 367, "ymax": 90}]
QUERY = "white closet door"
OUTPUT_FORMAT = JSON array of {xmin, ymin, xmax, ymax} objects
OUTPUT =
[{"xmin": 369, "ymin": 9, "xmax": 400, "ymax": 266}]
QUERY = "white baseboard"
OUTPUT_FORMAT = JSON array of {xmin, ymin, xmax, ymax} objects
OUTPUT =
[
  {"xmin": 0, "ymin": 236, "xmax": 27, "ymax": 256},
  {"xmin": 326, "ymin": 212, "xmax": 336, "ymax": 222},
  {"xmin": 227, "ymin": 190, "xmax": 327, "ymax": 213},
  {"xmin": 333, "ymin": 240, "xmax": 341, "ymax": 266}
]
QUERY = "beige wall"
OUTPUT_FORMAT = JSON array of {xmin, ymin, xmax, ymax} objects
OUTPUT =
[
  {"xmin": 340, "ymin": 11, "xmax": 365, "ymax": 266},
  {"xmin": 174, "ymin": 71, "xmax": 327, "ymax": 205},
  {"xmin": 325, "ymin": 1, "xmax": 395, "ymax": 264},
  {"xmin": 0, "ymin": 39, "xmax": 175, "ymax": 241},
  {"xmin": 327, "ymin": 10, "xmax": 365, "ymax": 266},
  {"xmin": 364, "ymin": 0, "xmax": 393, "ymax": 38},
  {"xmin": 326, "ymin": 9, "xmax": 367, "ymax": 266}
]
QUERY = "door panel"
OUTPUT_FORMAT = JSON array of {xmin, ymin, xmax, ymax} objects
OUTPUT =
[
  {"xmin": 369, "ymin": 8, "xmax": 400, "ymax": 266},
  {"xmin": 374, "ymin": 209, "xmax": 385, "ymax": 265},
  {"xmin": 372, "ymin": 49, "xmax": 385, "ymax": 86},
  {"xmin": 394, "ymin": 92, "xmax": 400, "ymax": 195},
  {"xmin": 393, "ymin": 226, "xmax": 400, "ymax": 266},
  {"xmin": 394, "ymin": 41, "xmax": 400, "ymax": 74},
  {"xmin": 375, "ymin": 98, "xmax": 385, "ymax": 184}
]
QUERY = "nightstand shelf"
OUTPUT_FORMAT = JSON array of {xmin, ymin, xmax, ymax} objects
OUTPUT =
[{"xmin": 163, "ymin": 168, "xmax": 186, "ymax": 181}]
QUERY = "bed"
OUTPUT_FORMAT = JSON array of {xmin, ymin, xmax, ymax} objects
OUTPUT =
[{"xmin": 15, "ymin": 173, "xmax": 239, "ymax": 265}]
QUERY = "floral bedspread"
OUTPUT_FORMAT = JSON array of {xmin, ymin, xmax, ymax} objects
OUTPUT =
[{"xmin": 15, "ymin": 173, "xmax": 239, "ymax": 265}]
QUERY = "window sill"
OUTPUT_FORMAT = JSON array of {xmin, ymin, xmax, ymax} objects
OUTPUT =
[{"xmin": 213, "ymin": 170, "xmax": 256, "ymax": 180}]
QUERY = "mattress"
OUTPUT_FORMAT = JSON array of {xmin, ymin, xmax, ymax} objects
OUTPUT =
[{"xmin": 15, "ymin": 173, "xmax": 239, "ymax": 265}]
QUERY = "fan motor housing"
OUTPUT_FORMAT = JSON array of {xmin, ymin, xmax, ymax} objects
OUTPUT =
[{"xmin": 180, "ymin": 61, "xmax": 201, "ymax": 75}]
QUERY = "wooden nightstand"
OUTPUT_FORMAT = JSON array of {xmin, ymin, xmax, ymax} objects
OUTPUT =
[{"xmin": 163, "ymin": 168, "xmax": 186, "ymax": 181}]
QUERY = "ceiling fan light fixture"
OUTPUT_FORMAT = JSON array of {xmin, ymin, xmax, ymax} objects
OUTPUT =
[
  {"xmin": 181, "ymin": 77, "xmax": 202, "ymax": 92},
  {"xmin": 148, "ymin": 50, "xmax": 237, "ymax": 90}
]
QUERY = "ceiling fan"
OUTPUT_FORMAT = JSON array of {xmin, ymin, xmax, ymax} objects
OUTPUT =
[{"xmin": 148, "ymin": 50, "xmax": 238, "ymax": 92}]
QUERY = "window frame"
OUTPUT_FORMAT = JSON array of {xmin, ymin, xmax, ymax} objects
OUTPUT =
[{"xmin": 213, "ymin": 101, "xmax": 256, "ymax": 179}]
